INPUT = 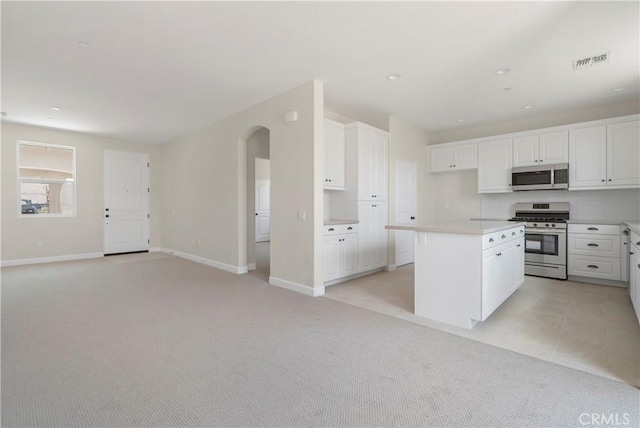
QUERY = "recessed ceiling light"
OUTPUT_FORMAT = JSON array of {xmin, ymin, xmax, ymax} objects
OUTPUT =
[
  {"xmin": 612, "ymin": 87, "xmax": 627, "ymax": 92},
  {"xmin": 78, "ymin": 42, "xmax": 91, "ymax": 48},
  {"xmin": 495, "ymin": 68, "xmax": 511, "ymax": 75},
  {"xmin": 387, "ymin": 74, "xmax": 401, "ymax": 81},
  {"xmin": 522, "ymin": 105, "xmax": 535, "ymax": 109},
  {"xmin": 457, "ymin": 119, "xmax": 465, "ymax": 122},
  {"xmin": 50, "ymin": 106, "xmax": 62, "ymax": 111}
]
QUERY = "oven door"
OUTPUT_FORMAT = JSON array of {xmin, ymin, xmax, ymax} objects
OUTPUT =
[{"xmin": 524, "ymin": 228, "xmax": 566, "ymax": 265}]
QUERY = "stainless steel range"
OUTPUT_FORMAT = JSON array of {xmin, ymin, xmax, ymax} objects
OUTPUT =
[{"xmin": 510, "ymin": 202, "xmax": 569, "ymax": 280}]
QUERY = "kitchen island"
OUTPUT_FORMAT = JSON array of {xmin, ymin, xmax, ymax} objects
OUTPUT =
[{"xmin": 387, "ymin": 221, "xmax": 526, "ymax": 329}]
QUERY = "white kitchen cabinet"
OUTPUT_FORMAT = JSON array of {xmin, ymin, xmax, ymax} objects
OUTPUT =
[
  {"xmin": 323, "ymin": 119, "xmax": 346, "ymax": 190},
  {"xmin": 428, "ymin": 142, "xmax": 477, "ymax": 172},
  {"xmin": 514, "ymin": 131, "xmax": 568, "ymax": 167},
  {"xmin": 346, "ymin": 123, "xmax": 388, "ymax": 201},
  {"xmin": 569, "ymin": 120, "xmax": 640, "ymax": 190},
  {"xmin": 481, "ymin": 237, "xmax": 524, "ymax": 319},
  {"xmin": 629, "ymin": 234, "xmax": 640, "ymax": 322},
  {"xmin": 324, "ymin": 224, "xmax": 358, "ymax": 283},
  {"xmin": 568, "ymin": 224, "xmax": 622, "ymax": 282},
  {"xmin": 477, "ymin": 138, "xmax": 513, "ymax": 193},
  {"xmin": 358, "ymin": 201, "xmax": 388, "ymax": 272},
  {"xmin": 607, "ymin": 121, "xmax": 640, "ymax": 187}
]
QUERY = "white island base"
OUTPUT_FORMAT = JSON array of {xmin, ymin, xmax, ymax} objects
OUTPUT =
[{"xmin": 387, "ymin": 221, "xmax": 526, "ymax": 329}]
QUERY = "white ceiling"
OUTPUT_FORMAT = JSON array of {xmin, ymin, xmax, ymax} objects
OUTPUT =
[{"xmin": 2, "ymin": 1, "xmax": 639, "ymax": 144}]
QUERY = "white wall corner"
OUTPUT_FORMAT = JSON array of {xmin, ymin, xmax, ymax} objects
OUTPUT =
[
  {"xmin": 269, "ymin": 276, "xmax": 325, "ymax": 297},
  {"xmin": 385, "ymin": 264, "xmax": 397, "ymax": 272},
  {"xmin": 248, "ymin": 263, "xmax": 257, "ymax": 271}
]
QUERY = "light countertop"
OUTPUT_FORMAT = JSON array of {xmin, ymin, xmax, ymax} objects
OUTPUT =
[
  {"xmin": 567, "ymin": 219, "xmax": 628, "ymax": 225},
  {"xmin": 624, "ymin": 222, "xmax": 640, "ymax": 236},
  {"xmin": 386, "ymin": 220, "xmax": 525, "ymax": 235},
  {"xmin": 324, "ymin": 219, "xmax": 359, "ymax": 225}
]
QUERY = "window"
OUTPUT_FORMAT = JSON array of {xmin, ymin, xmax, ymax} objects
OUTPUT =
[{"xmin": 17, "ymin": 141, "xmax": 76, "ymax": 216}]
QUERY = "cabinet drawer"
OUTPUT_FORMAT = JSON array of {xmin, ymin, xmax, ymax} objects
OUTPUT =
[
  {"xmin": 483, "ymin": 226, "xmax": 524, "ymax": 249},
  {"xmin": 568, "ymin": 224, "xmax": 620, "ymax": 235},
  {"xmin": 568, "ymin": 233, "xmax": 621, "ymax": 257},
  {"xmin": 324, "ymin": 224, "xmax": 358, "ymax": 236},
  {"xmin": 568, "ymin": 255, "xmax": 621, "ymax": 281}
]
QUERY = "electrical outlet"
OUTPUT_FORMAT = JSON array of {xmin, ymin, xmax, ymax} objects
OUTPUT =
[{"xmin": 36, "ymin": 240, "xmax": 43, "ymax": 248}]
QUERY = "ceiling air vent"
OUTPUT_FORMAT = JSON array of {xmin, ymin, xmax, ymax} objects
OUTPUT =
[{"xmin": 573, "ymin": 52, "xmax": 611, "ymax": 70}]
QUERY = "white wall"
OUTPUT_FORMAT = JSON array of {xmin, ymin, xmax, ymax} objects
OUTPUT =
[
  {"xmin": 1, "ymin": 122, "xmax": 163, "ymax": 262},
  {"xmin": 255, "ymin": 158, "xmax": 270, "ymax": 181},
  {"xmin": 161, "ymin": 80, "xmax": 324, "ymax": 292}
]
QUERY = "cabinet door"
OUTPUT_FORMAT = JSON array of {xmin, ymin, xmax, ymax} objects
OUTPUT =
[
  {"xmin": 629, "ymin": 243, "xmax": 639, "ymax": 318},
  {"xmin": 324, "ymin": 235, "xmax": 341, "ymax": 281},
  {"xmin": 539, "ymin": 131, "xmax": 569, "ymax": 164},
  {"xmin": 481, "ymin": 249, "xmax": 501, "ymax": 320},
  {"xmin": 569, "ymin": 126, "xmax": 607, "ymax": 188},
  {"xmin": 607, "ymin": 121, "xmax": 640, "ymax": 187},
  {"xmin": 452, "ymin": 143, "xmax": 477, "ymax": 170},
  {"xmin": 324, "ymin": 122, "xmax": 345, "ymax": 189},
  {"xmin": 372, "ymin": 202, "xmax": 388, "ymax": 268},
  {"xmin": 478, "ymin": 139, "xmax": 513, "ymax": 193},
  {"xmin": 513, "ymin": 135, "xmax": 539, "ymax": 167},
  {"xmin": 358, "ymin": 201, "xmax": 375, "ymax": 271},
  {"xmin": 429, "ymin": 145, "xmax": 452, "ymax": 173},
  {"xmin": 341, "ymin": 233, "xmax": 359, "ymax": 277},
  {"xmin": 373, "ymin": 132, "xmax": 388, "ymax": 201},
  {"xmin": 358, "ymin": 131, "xmax": 374, "ymax": 201}
]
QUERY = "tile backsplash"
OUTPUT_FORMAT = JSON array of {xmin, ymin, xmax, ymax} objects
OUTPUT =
[{"xmin": 481, "ymin": 189, "xmax": 640, "ymax": 221}]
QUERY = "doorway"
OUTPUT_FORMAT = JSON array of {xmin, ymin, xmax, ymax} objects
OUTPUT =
[
  {"xmin": 395, "ymin": 158, "xmax": 416, "ymax": 267},
  {"xmin": 103, "ymin": 150, "xmax": 150, "ymax": 255},
  {"xmin": 245, "ymin": 128, "xmax": 271, "ymax": 280}
]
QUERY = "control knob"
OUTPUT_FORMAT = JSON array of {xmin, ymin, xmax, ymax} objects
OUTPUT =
[
  {"xmin": 533, "ymin": 223, "xmax": 538, "ymax": 227},
  {"xmin": 545, "ymin": 223, "xmax": 549, "ymax": 227},
  {"xmin": 551, "ymin": 224, "xmax": 556, "ymax": 228}
]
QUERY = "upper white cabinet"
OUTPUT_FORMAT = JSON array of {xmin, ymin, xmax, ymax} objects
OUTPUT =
[
  {"xmin": 513, "ymin": 131, "xmax": 568, "ymax": 167},
  {"xmin": 346, "ymin": 123, "xmax": 388, "ymax": 201},
  {"xmin": 323, "ymin": 119, "xmax": 346, "ymax": 190},
  {"xmin": 607, "ymin": 121, "xmax": 640, "ymax": 187},
  {"xmin": 569, "ymin": 120, "xmax": 639, "ymax": 190},
  {"xmin": 429, "ymin": 142, "xmax": 477, "ymax": 172},
  {"xmin": 478, "ymin": 139, "xmax": 513, "ymax": 193}
]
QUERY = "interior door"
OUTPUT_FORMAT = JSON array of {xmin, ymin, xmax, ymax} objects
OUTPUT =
[
  {"xmin": 395, "ymin": 159, "xmax": 416, "ymax": 267},
  {"xmin": 104, "ymin": 150, "xmax": 150, "ymax": 255},
  {"xmin": 255, "ymin": 179, "xmax": 271, "ymax": 242}
]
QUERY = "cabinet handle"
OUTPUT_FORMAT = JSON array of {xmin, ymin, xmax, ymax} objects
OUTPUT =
[
  {"xmin": 347, "ymin": 227, "xmax": 353, "ymax": 230},
  {"xmin": 489, "ymin": 238, "xmax": 494, "ymax": 242},
  {"xmin": 636, "ymin": 241, "xmax": 640, "ymax": 246},
  {"xmin": 328, "ymin": 228, "xmax": 335, "ymax": 232},
  {"xmin": 587, "ymin": 227, "xmax": 599, "ymax": 231},
  {"xmin": 496, "ymin": 252, "xmax": 502, "ymax": 256},
  {"xmin": 516, "ymin": 244, "xmax": 521, "ymax": 247},
  {"xmin": 601, "ymin": 179, "xmax": 605, "ymax": 182},
  {"xmin": 512, "ymin": 232, "xmax": 516, "ymax": 236},
  {"xmin": 410, "ymin": 216, "xmax": 415, "ymax": 220},
  {"xmin": 608, "ymin": 179, "xmax": 612, "ymax": 182},
  {"xmin": 631, "ymin": 251, "xmax": 635, "ymax": 255},
  {"xmin": 534, "ymin": 160, "xmax": 538, "ymax": 163},
  {"xmin": 540, "ymin": 160, "xmax": 543, "ymax": 163},
  {"xmin": 587, "ymin": 265, "xmax": 599, "ymax": 269},
  {"xmin": 638, "ymin": 264, "xmax": 640, "ymax": 269},
  {"xmin": 453, "ymin": 164, "xmax": 456, "ymax": 167},
  {"xmin": 520, "ymin": 230, "xmax": 524, "ymax": 233},
  {"xmin": 587, "ymin": 243, "xmax": 599, "ymax": 247},
  {"xmin": 501, "ymin": 234, "xmax": 506, "ymax": 239}
]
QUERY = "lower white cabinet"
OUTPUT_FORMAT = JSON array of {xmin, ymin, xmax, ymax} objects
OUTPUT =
[
  {"xmin": 358, "ymin": 201, "xmax": 388, "ymax": 272},
  {"xmin": 629, "ymin": 232, "xmax": 640, "ymax": 323},
  {"xmin": 481, "ymin": 237, "xmax": 525, "ymax": 320},
  {"xmin": 568, "ymin": 224, "xmax": 622, "ymax": 281},
  {"xmin": 324, "ymin": 224, "xmax": 358, "ymax": 282}
]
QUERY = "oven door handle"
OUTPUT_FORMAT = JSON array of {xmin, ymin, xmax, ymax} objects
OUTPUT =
[{"xmin": 525, "ymin": 228, "xmax": 566, "ymax": 234}]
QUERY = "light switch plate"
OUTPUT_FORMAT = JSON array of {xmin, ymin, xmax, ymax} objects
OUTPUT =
[{"xmin": 297, "ymin": 210, "xmax": 306, "ymax": 221}]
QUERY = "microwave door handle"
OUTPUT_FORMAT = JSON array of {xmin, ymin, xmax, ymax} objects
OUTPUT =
[{"xmin": 550, "ymin": 167, "xmax": 554, "ymax": 186}]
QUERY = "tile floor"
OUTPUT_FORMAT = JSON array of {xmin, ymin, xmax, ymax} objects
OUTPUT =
[{"xmin": 324, "ymin": 264, "xmax": 640, "ymax": 387}]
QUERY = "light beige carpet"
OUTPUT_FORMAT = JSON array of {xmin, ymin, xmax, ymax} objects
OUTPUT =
[{"xmin": 2, "ymin": 254, "xmax": 639, "ymax": 427}]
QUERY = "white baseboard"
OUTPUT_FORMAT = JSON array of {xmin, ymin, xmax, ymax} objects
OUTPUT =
[
  {"xmin": 269, "ymin": 276, "xmax": 324, "ymax": 297},
  {"xmin": 149, "ymin": 247, "xmax": 164, "ymax": 253},
  {"xmin": 164, "ymin": 248, "xmax": 247, "ymax": 274},
  {"xmin": 385, "ymin": 264, "xmax": 397, "ymax": 271},
  {"xmin": 1, "ymin": 252, "xmax": 104, "ymax": 267},
  {"xmin": 248, "ymin": 263, "xmax": 256, "ymax": 271}
]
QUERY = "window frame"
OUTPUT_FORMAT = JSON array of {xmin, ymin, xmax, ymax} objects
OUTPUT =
[{"xmin": 16, "ymin": 140, "xmax": 77, "ymax": 218}]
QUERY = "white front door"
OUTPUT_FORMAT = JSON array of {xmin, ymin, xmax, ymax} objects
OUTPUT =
[
  {"xmin": 255, "ymin": 179, "xmax": 270, "ymax": 242},
  {"xmin": 104, "ymin": 150, "xmax": 150, "ymax": 255},
  {"xmin": 395, "ymin": 159, "xmax": 416, "ymax": 267}
]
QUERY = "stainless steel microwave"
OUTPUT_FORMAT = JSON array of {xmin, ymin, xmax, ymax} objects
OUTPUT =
[{"xmin": 511, "ymin": 163, "xmax": 569, "ymax": 191}]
